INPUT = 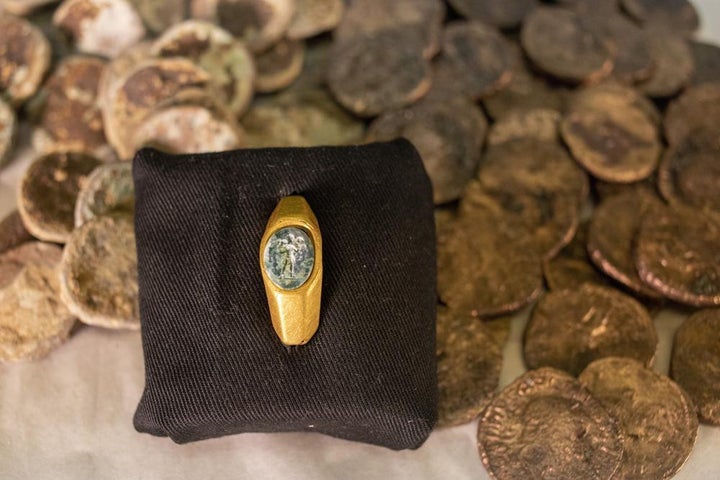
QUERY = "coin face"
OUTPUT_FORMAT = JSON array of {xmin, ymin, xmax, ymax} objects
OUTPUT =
[
  {"xmin": 436, "ymin": 306, "xmax": 502, "ymax": 428},
  {"xmin": 17, "ymin": 151, "xmax": 102, "ymax": 243},
  {"xmin": 0, "ymin": 14, "xmax": 51, "ymax": 105},
  {"xmin": 287, "ymin": 0, "xmax": 343, "ymax": 40},
  {"xmin": 447, "ymin": 0, "xmax": 537, "ymax": 29},
  {"xmin": 0, "ymin": 210, "xmax": 33, "ymax": 255},
  {"xmin": 663, "ymin": 83, "xmax": 720, "ymax": 146},
  {"xmin": 636, "ymin": 205, "xmax": 720, "ymax": 306},
  {"xmin": 637, "ymin": 29, "xmax": 694, "ymax": 98},
  {"xmin": 263, "ymin": 227, "xmax": 314, "ymax": 290},
  {"xmin": 579, "ymin": 357, "xmax": 698, "ymax": 480},
  {"xmin": 74, "ymin": 162, "xmax": 134, "ymax": 227},
  {"xmin": 671, "ymin": 309, "xmax": 720, "ymax": 425},
  {"xmin": 59, "ymin": 214, "xmax": 139, "ymax": 329},
  {"xmin": 477, "ymin": 367, "xmax": 623, "ymax": 480},
  {"xmin": 254, "ymin": 38, "xmax": 305, "ymax": 93},
  {"xmin": 487, "ymin": 108, "xmax": 560, "ymax": 146}
]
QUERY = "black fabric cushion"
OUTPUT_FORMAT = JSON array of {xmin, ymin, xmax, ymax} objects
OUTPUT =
[{"xmin": 132, "ymin": 139, "xmax": 438, "ymax": 450}]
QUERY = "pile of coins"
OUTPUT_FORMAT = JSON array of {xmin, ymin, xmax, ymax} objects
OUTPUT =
[{"xmin": 0, "ymin": 0, "xmax": 719, "ymax": 478}]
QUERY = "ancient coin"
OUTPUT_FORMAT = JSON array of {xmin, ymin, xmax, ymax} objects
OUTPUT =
[
  {"xmin": 328, "ymin": 31, "xmax": 431, "ymax": 117},
  {"xmin": 0, "ymin": 97, "xmax": 16, "ymax": 166},
  {"xmin": 0, "ymin": 210, "xmax": 33, "ymax": 255},
  {"xmin": 691, "ymin": 41, "xmax": 720, "ymax": 84},
  {"xmin": 592, "ymin": 176, "xmax": 657, "ymax": 202},
  {"xmin": 74, "ymin": 162, "xmax": 134, "ymax": 227},
  {"xmin": 524, "ymin": 284, "xmax": 658, "ymax": 376},
  {"xmin": 542, "ymin": 256, "xmax": 606, "ymax": 291},
  {"xmin": 436, "ymin": 306, "xmax": 502, "ymax": 428},
  {"xmin": 242, "ymin": 88, "xmax": 364, "ymax": 147},
  {"xmin": 59, "ymin": 214, "xmax": 139, "ymax": 330},
  {"xmin": 286, "ymin": 36, "xmax": 331, "ymax": 91},
  {"xmin": 31, "ymin": 56, "xmax": 114, "ymax": 161},
  {"xmin": 53, "ymin": 0, "xmax": 146, "ymax": 58},
  {"xmin": 561, "ymin": 107, "xmax": 661, "ymax": 183},
  {"xmin": 588, "ymin": 190, "xmax": 664, "ymax": 298},
  {"xmin": 663, "ymin": 83, "xmax": 720, "ymax": 146},
  {"xmin": 579, "ymin": 357, "xmax": 698, "ymax": 479},
  {"xmin": 621, "ymin": 0, "xmax": 699, "ymax": 35},
  {"xmin": 447, "ymin": 0, "xmax": 537, "ymax": 29},
  {"xmin": 636, "ymin": 206, "xmax": 720, "ymax": 306},
  {"xmin": 436, "ymin": 21, "xmax": 514, "ymax": 101},
  {"xmin": 482, "ymin": 65, "xmax": 564, "ymax": 121},
  {"xmin": 0, "ymin": 14, "xmax": 51, "ymax": 105},
  {"xmin": 477, "ymin": 367, "xmax": 623, "ymax": 480},
  {"xmin": 487, "ymin": 108, "xmax": 560, "ymax": 146},
  {"xmin": 0, "ymin": 242, "xmax": 76, "ymax": 362},
  {"xmin": 254, "ymin": 38, "xmax": 305, "ymax": 93},
  {"xmin": 17, "ymin": 152, "xmax": 102, "ymax": 243},
  {"xmin": 671, "ymin": 309, "xmax": 720, "ymax": 425},
  {"xmin": 637, "ymin": 29, "xmax": 694, "ymax": 98},
  {"xmin": 521, "ymin": 7, "xmax": 613, "ymax": 84},
  {"xmin": 367, "ymin": 96, "xmax": 487, "ymax": 205},
  {"xmin": 96, "ymin": 40, "xmax": 152, "ymax": 114},
  {"xmin": 569, "ymin": 82, "xmax": 662, "ymax": 127},
  {"xmin": 129, "ymin": 0, "xmax": 186, "ymax": 33},
  {"xmin": 151, "ymin": 20, "xmax": 256, "ymax": 117},
  {"xmin": 210, "ymin": 0, "xmax": 294, "ymax": 53},
  {"xmin": 132, "ymin": 104, "xmax": 243, "ymax": 154},
  {"xmin": 286, "ymin": 0, "xmax": 343, "ymax": 40}
]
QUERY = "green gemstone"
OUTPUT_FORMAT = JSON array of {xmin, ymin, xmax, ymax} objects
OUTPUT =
[{"xmin": 263, "ymin": 227, "xmax": 314, "ymax": 290}]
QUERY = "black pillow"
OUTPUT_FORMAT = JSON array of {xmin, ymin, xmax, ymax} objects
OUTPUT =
[{"xmin": 132, "ymin": 140, "xmax": 438, "ymax": 450}]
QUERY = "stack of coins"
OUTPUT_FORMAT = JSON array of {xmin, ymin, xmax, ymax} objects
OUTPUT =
[{"xmin": 0, "ymin": 0, "xmax": 718, "ymax": 477}]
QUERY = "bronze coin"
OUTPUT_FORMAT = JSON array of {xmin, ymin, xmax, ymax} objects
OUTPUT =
[
  {"xmin": 482, "ymin": 65, "xmax": 565, "ymax": 121},
  {"xmin": 569, "ymin": 82, "xmax": 662, "ymax": 127},
  {"xmin": 206, "ymin": 0, "xmax": 294, "ymax": 53},
  {"xmin": 367, "ymin": 96, "xmax": 487, "ymax": 205},
  {"xmin": 0, "ymin": 210, "xmax": 33, "ymax": 255},
  {"xmin": 561, "ymin": 107, "xmax": 661, "ymax": 183},
  {"xmin": 447, "ymin": 0, "xmax": 538, "ymax": 29},
  {"xmin": 636, "ymin": 205, "xmax": 720, "ymax": 306},
  {"xmin": 588, "ymin": 190, "xmax": 664, "ymax": 298},
  {"xmin": 663, "ymin": 83, "xmax": 720, "ymax": 146},
  {"xmin": 579, "ymin": 357, "xmax": 698, "ymax": 479},
  {"xmin": 74, "ymin": 162, "xmax": 134, "ymax": 227},
  {"xmin": 17, "ymin": 151, "xmax": 102, "ymax": 243},
  {"xmin": 254, "ymin": 38, "xmax": 305, "ymax": 93},
  {"xmin": 477, "ymin": 367, "xmax": 623, "ymax": 480},
  {"xmin": 129, "ymin": 0, "xmax": 186, "ymax": 34},
  {"xmin": 691, "ymin": 41, "xmax": 720, "ymax": 85},
  {"xmin": 0, "ymin": 14, "xmax": 51, "ymax": 105},
  {"xmin": 487, "ymin": 108, "xmax": 561, "ymax": 146},
  {"xmin": 327, "ymin": 31, "xmax": 431, "ymax": 117},
  {"xmin": 542, "ymin": 256, "xmax": 607, "ymax": 291},
  {"xmin": 0, "ymin": 97, "xmax": 16, "ymax": 166},
  {"xmin": 287, "ymin": 0, "xmax": 344, "ymax": 40},
  {"xmin": 621, "ymin": 0, "xmax": 699, "ymax": 35},
  {"xmin": 671, "ymin": 308, "xmax": 720, "ymax": 425},
  {"xmin": 637, "ymin": 29, "xmax": 694, "ymax": 98},
  {"xmin": 521, "ymin": 7, "xmax": 613, "ymax": 84},
  {"xmin": 97, "ymin": 40, "xmax": 152, "ymax": 114},
  {"xmin": 436, "ymin": 306, "xmax": 502, "ymax": 428},
  {"xmin": 524, "ymin": 284, "xmax": 658, "ymax": 376}
]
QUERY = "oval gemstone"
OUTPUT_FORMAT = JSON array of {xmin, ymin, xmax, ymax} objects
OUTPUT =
[{"xmin": 263, "ymin": 226, "xmax": 314, "ymax": 290}]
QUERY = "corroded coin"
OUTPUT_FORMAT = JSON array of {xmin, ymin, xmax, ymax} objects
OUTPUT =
[
  {"xmin": 327, "ymin": 31, "xmax": 431, "ymax": 117},
  {"xmin": 671, "ymin": 309, "xmax": 720, "ymax": 425},
  {"xmin": 367, "ymin": 96, "xmax": 487, "ymax": 205},
  {"xmin": 636, "ymin": 205, "xmax": 720, "ymax": 306},
  {"xmin": 53, "ymin": 0, "xmax": 146, "ymax": 58},
  {"xmin": 31, "ymin": 55, "xmax": 113, "ymax": 161},
  {"xmin": 691, "ymin": 41, "xmax": 720, "ymax": 84},
  {"xmin": 436, "ymin": 306, "xmax": 502, "ymax": 428},
  {"xmin": 579, "ymin": 357, "xmax": 698, "ymax": 479},
  {"xmin": 74, "ymin": 162, "xmax": 134, "ymax": 227},
  {"xmin": 0, "ymin": 242, "xmax": 76, "ymax": 362},
  {"xmin": 477, "ymin": 367, "xmax": 623, "ymax": 480},
  {"xmin": 621, "ymin": 0, "xmax": 699, "ymax": 35},
  {"xmin": 637, "ymin": 29, "xmax": 694, "ymax": 98},
  {"xmin": 211, "ymin": 0, "xmax": 294, "ymax": 53},
  {"xmin": 97, "ymin": 40, "xmax": 152, "ymax": 113},
  {"xmin": 447, "ymin": 0, "xmax": 537, "ymax": 29},
  {"xmin": 0, "ymin": 14, "xmax": 51, "ymax": 105},
  {"xmin": 663, "ymin": 83, "xmax": 720, "ymax": 146},
  {"xmin": 286, "ymin": 0, "xmax": 343, "ymax": 40},
  {"xmin": 59, "ymin": 214, "xmax": 139, "ymax": 330},
  {"xmin": 129, "ymin": 0, "xmax": 185, "ymax": 33},
  {"xmin": 0, "ymin": 210, "xmax": 33, "ymax": 255},
  {"xmin": 542, "ymin": 223, "xmax": 607, "ymax": 291},
  {"xmin": 254, "ymin": 38, "xmax": 305, "ymax": 93},
  {"xmin": 17, "ymin": 151, "xmax": 102, "ymax": 243},
  {"xmin": 524, "ymin": 284, "xmax": 657, "ymax": 376},
  {"xmin": 588, "ymin": 190, "xmax": 664, "ymax": 298},
  {"xmin": 0, "ymin": 97, "xmax": 16, "ymax": 166},
  {"xmin": 521, "ymin": 7, "xmax": 613, "ymax": 84},
  {"xmin": 569, "ymin": 82, "xmax": 662, "ymax": 128},
  {"xmin": 482, "ymin": 64, "xmax": 564, "ymax": 121},
  {"xmin": 487, "ymin": 108, "xmax": 560, "ymax": 146}
]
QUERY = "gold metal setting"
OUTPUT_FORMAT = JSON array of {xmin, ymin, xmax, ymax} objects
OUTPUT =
[{"xmin": 259, "ymin": 196, "xmax": 322, "ymax": 346}]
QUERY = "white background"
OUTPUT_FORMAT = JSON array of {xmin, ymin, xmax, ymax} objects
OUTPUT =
[{"xmin": 1, "ymin": 2, "xmax": 720, "ymax": 478}]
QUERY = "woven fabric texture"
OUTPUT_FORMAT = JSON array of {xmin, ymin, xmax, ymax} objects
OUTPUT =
[{"xmin": 132, "ymin": 140, "xmax": 438, "ymax": 450}]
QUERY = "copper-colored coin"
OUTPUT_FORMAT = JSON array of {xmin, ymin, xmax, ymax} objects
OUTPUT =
[
  {"xmin": 521, "ymin": 7, "xmax": 613, "ymax": 84},
  {"xmin": 691, "ymin": 41, "xmax": 720, "ymax": 85},
  {"xmin": 0, "ymin": 210, "xmax": 33, "ymax": 255},
  {"xmin": 588, "ymin": 190, "xmax": 664, "ymax": 298},
  {"xmin": 569, "ymin": 82, "xmax": 662, "ymax": 127},
  {"xmin": 254, "ymin": 38, "xmax": 305, "ymax": 93},
  {"xmin": 447, "ymin": 0, "xmax": 538, "ymax": 29},
  {"xmin": 671, "ymin": 309, "xmax": 720, "ymax": 425},
  {"xmin": 637, "ymin": 29, "xmax": 693, "ymax": 98},
  {"xmin": 129, "ymin": 0, "xmax": 185, "ymax": 34},
  {"xmin": 579, "ymin": 357, "xmax": 698, "ymax": 479},
  {"xmin": 436, "ymin": 306, "xmax": 502, "ymax": 428},
  {"xmin": 17, "ymin": 152, "xmax": 102, "ymax": 243},
  {"xmin": 0, "ymin": 242, "xmax": 76, "ymax": 362},
  {"xmin": 636, "ymin": 205, "xmax": 720, "ymax": 306},
  {"xmin": 482, "ymin": 65, "xmax": 565, "ymax": 120},
  {"xmin": 621, "ymin": 0, "xmax": 699, "ymax": 35},
  {"xmin": 0, "ymin": 97, "xmax": 16, "ymax": 166},
  {"xmin": 367, "ymin": 96, "xmax": 487, "ymax": 205},
  {"xmin": 477, "ymin": 367, "xmax": 623, "ymax": 480},
  {"xmin": 487, "ymin": 108, "xmax": 561, "ymax": 146},
  {"xmin": 328, "ymin": 31, "xmax": 431, "ymax": 117},
  {"xmin": 0, "ymin": 14, "xmax": 51, "ymax": 105},
  {"xmin": 74, "ymin": 162, "xmax": 134, "ymax": 227},
  {"xmin": 561, "ymin": 107, "xmax": 661, "ymax": 183},
  {"xmin": 53, "ymin": 0, "xmax": 146, "ymax": 58},
  {"xmin": 664, "ymin": 83, "xmax": 720, "ymax": 146},
  {"xmin": 436, "ymin": 21, "xmax": 514, "ymax": 101},
  {"xmin": 31, "ymin": 56, "xmax": 113, "ymax": 161},
  {"xmin": 59, "ymin": 214, "xmax": 139, "ymax": 330},
  {"xmin": 287, "ymin": 0, "xmax": 343, "ymax": 40},
  {"xmin": 524, "ymin": 284, "xmax": 657, "ymax": 376}
]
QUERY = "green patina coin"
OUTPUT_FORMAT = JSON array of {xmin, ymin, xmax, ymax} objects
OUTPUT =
[{"xmin": 264, "ymin": 227, "xmax": 314, "ymax": 290}]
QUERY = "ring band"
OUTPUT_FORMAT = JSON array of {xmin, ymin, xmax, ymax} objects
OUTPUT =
[{"xmin": 260, "ymin": 196, "xmax": 322, "ymax": 345}]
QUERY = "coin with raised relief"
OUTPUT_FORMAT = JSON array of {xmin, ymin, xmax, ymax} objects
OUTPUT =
[
  {"xmin": 0, "ymin": 14, "xmax": 51, "ymax": 105},
  {"xmin": 74, "ymin": 162, "xmax": 134, "ymax": 227}
]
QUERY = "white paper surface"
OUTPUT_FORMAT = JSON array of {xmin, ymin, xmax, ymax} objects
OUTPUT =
[{"xmin": 2, "ymin": 3, "xmax": 720, "ymax": 478}]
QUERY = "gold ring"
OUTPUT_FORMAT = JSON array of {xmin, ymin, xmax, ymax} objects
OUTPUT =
[{"xmin": 259, "ymin": 196, "xmax": 322, "ymax": 346}]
